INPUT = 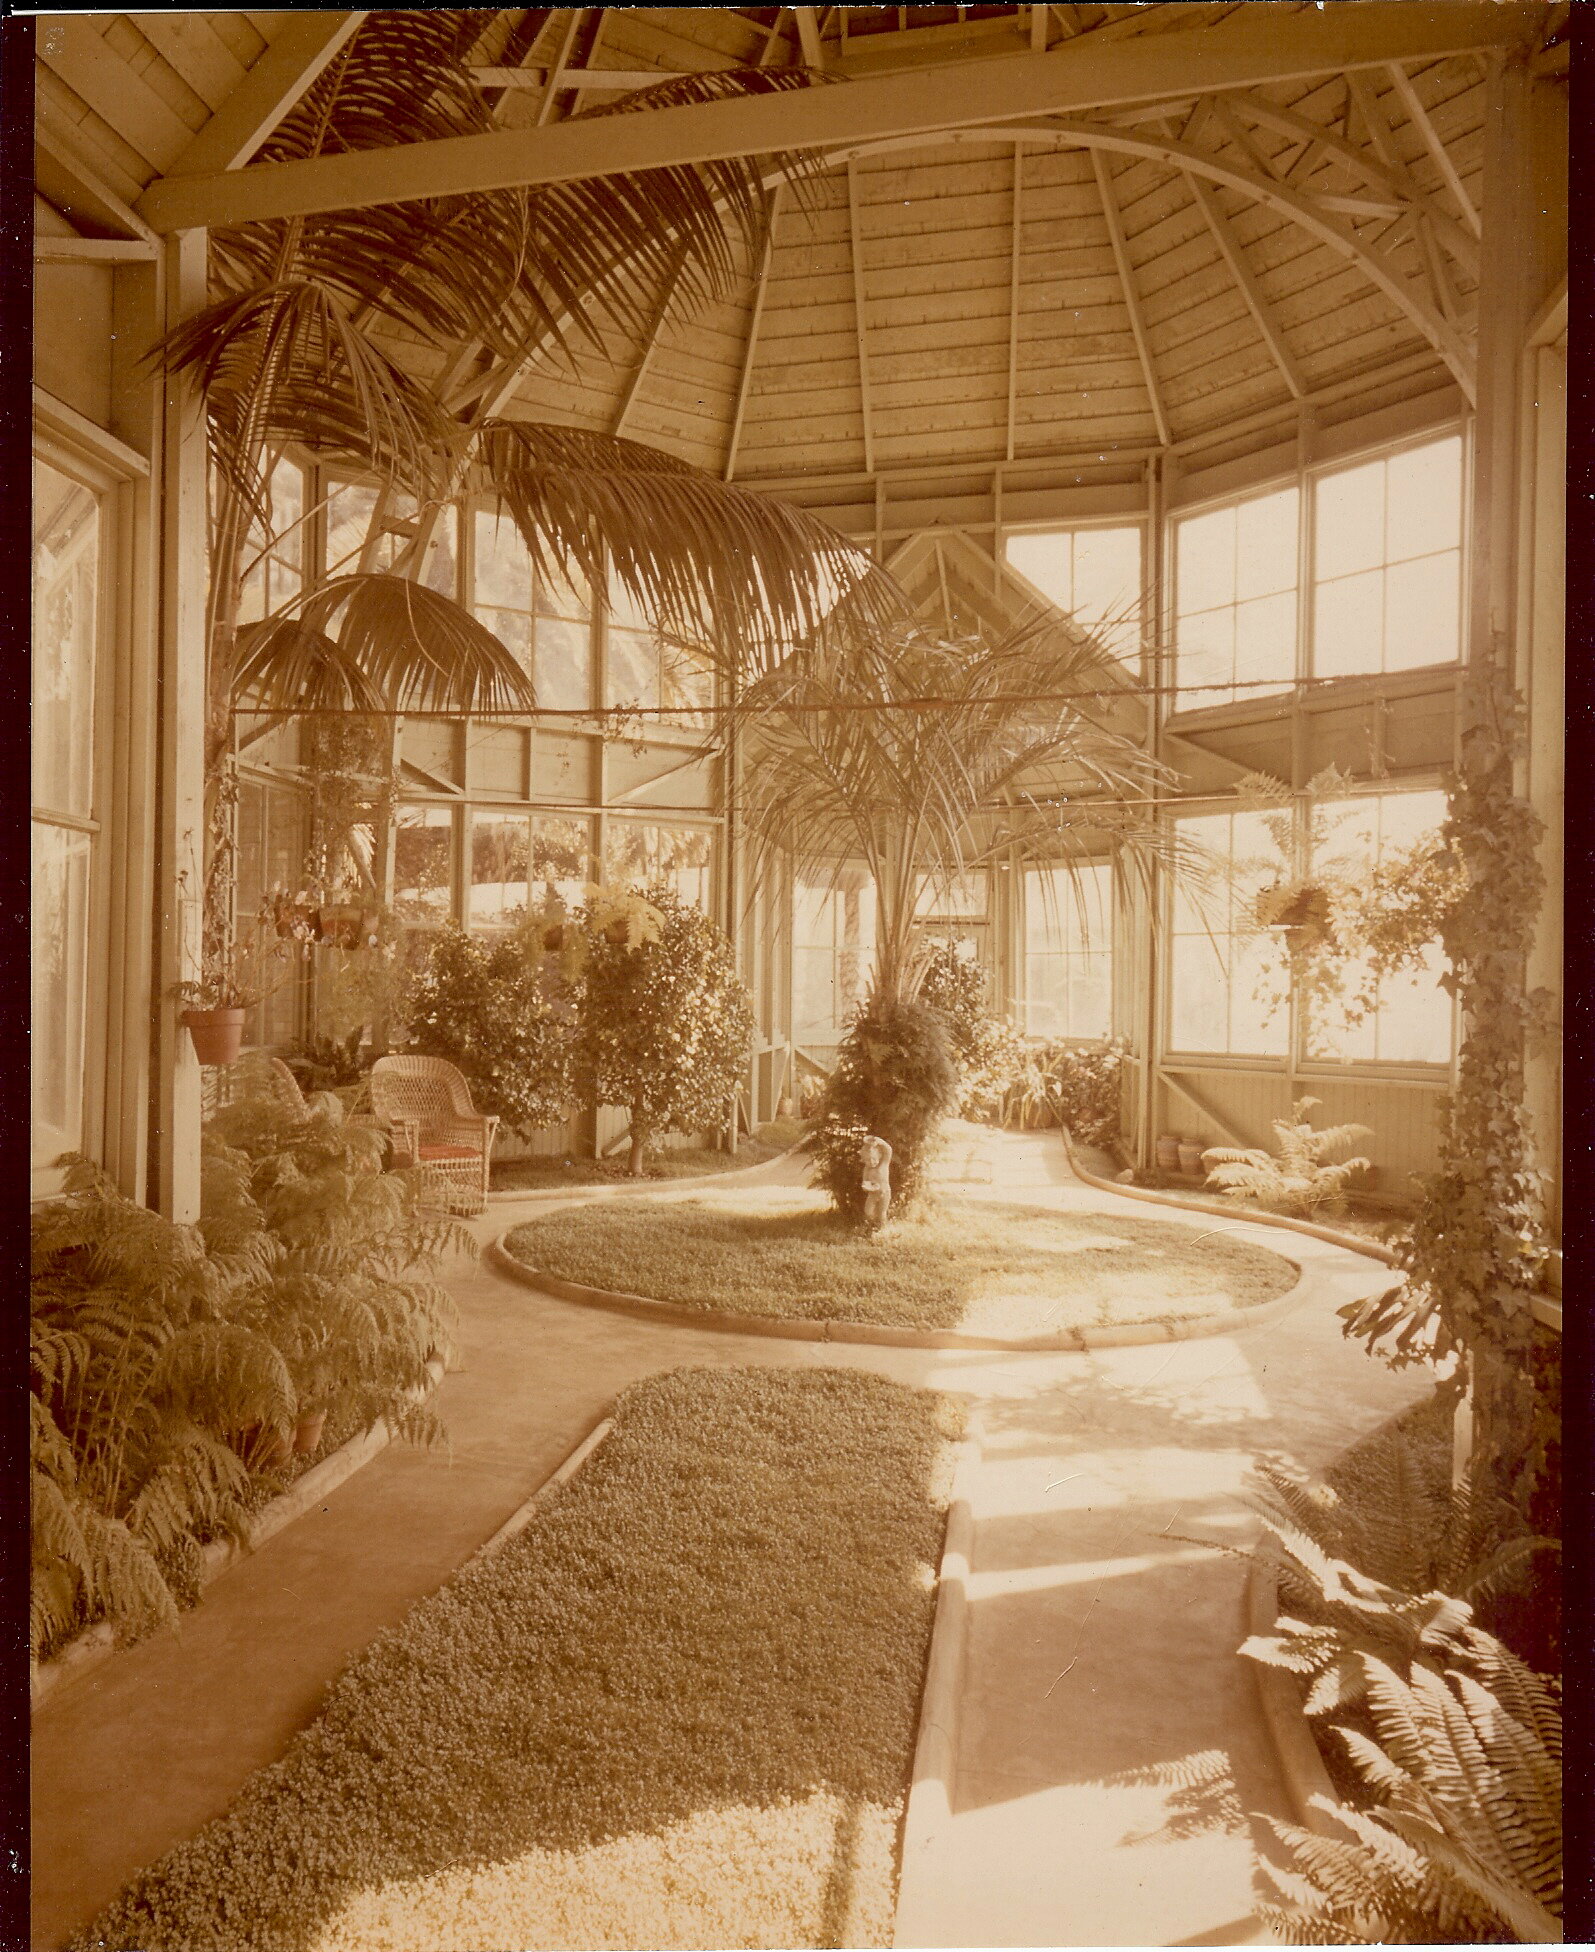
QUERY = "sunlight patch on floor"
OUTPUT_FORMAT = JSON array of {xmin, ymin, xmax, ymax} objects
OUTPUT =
[{"xmin": 309, "ymin": 1790, "xmax": 900, "ymax": 1952}]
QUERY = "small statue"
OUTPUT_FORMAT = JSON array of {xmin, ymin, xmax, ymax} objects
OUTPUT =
[{"xmin": 859, "ymin": 1133, "xmax": 893, "ymax": 1231}]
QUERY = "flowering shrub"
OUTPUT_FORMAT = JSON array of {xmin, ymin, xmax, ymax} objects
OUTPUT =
[
  {"xmin": 917, "ymin": 941, "xmax": 1028, "ymax": 1122},
  {"xmin": 571, "ymin": 883, "xmax": 754, "ymax": 1175},
  {"xmin": 405, "ymin": 923, "xmax": 576, "ymax": 1139}
]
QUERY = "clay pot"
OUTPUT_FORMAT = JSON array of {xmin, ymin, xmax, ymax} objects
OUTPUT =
[
  {"xmin": 182, "ymin": 1007, "xmax": 247, "ymax": 1066},
  {"xmin": 293, "ymin": 1409, "xmax": 329, "ymax": 1455},
  {"xmin": 232, "ymin": 1423, "xmax": 292, "ymax": 1472},
  {"xmin": 1178, "ymin": 1142, "xmax": 1207, "ymax": 1178},
  {"xmin": 1155, "ymin": 1135, "xmax": 1182, "ymax": 1172}
]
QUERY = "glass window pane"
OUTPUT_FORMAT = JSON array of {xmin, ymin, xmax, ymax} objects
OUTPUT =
[
  {"xmin": 474, "ymin": 511, "xmax": 534, "ymax": 611},
  {"xmin": 32, "ymin": 822, "xmax": 91, "ymax": 1158},
  {"xmin": 661, "ymin": 641, "xmax": 714, "ymax": 726},
  {"xmin": 1314, "ymin": 568, "xmax": 1384, "ymax": 678},
  {"xmin": 1176, "ymin": 504, "xmax": 1236, "ymax": 615},
  {"xmin": 916, "ymin": 871, "xmax": 987, "ymax": 919},
  {"xmin": 1170, "ymin": 931, "xmax": 1228, "ymax": 1052},
  {"xmin": 470, "ymin": 814, "xmax": 529, "ymax": 928},
  {"xmin": 1234, "ymin": 590, "xmax": 1296, "ymax": 695},
  {"xmin": 1384, "ymin": 551, "xmax": 1461, "ymax": 670},
  {"xmin": 33, "ymin": 460, "xmax": 99, "ymax": 818},
  {"xmin": 326, "ymin": 480, "xmax": 378, "ymax": 573},
  {"xmin": 1024, "ymin": 955, "xmax": 1068, "ymax": 1037},
  {"xmin": 1071, "ymin": 526, "xmax": 1142, "ymax": 656},
  {"xmin": 535, "ymin": 614, "xmax": 593, "ymax": 712},
  {"xmin": 1176, "ymin": 608, "xmax": 1233, "ymax": 710},
  {"xmin": 538, "ymin": 563, "xmax": 591, "ymax": 620},
  {"xmin": 794, "ymin": 946, "xmax": 837, "ymax": 1039},
  {"xmin": 1386, "ymin": 437, "xmax": 1462, "ymax": 563},
  {"xmin": 605, "ymin": 820, "xmax": 714, "ymax": 910},
  {"xmin": 1004, "ymin": 530, "xmax": 1074, "ymax": 611},
  {"xmin": 1376, "ymin": 950, "xmax": 1452, "ymax": 1065},
  {"xmin": 1235, "ymin": 487, "xmax": 1299, "ymax": 600},
  {"xmin": 1229, "ymin": 935, "xmax": 1289, "ymax": 1056},
  {"xmin": 394, "ymin": 807, "xmax": 454, "ymax": 924},
  {"xmin": 421, "ymin": 506, "xmax": 456, "ymax": 597},
  {"xmin": 479, "ymin": 605, "xmax": 532, "ymax": 674},
  {"xmin": 606, "ymin": 627, "xmax": 658, "ymax": 710},
  {"xmin": 1069, "ymin": 952, "xmax": 1113, "ymax": 1042},
  {"xmin": 1315, "ymin": 457, "xmax": 1386, "ymax": 579}
]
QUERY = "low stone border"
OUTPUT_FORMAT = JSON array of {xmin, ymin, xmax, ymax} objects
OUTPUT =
[
  {"xmin": 487, "ymin": 1234, "xmax": 1309, "ymax": 1353},
  {"xmin": 485, "ymin": 1140, "xmax": 808, "ymax": 1208},
  {"xmin": 31, "ymin": 1356, "xmax": 447, "ymax": 1715},
  {"xmin": 470, "ymin": 1414, "xmax": 615, "ymax": 1558},
  {"xmin": 893, "ymin": 1434, "xmax": 980, "ymax": 1949},
  {"xmin": 1247, "ymin": 1553, "xmax": 1360, "ymax": 1843}
]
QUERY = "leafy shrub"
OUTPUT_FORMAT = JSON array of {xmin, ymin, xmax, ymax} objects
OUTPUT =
[
  {"xmin": 283, "ymin": 1026, "xmax": 368, "ymax": 1091},
  {"xmin": 1201, "ymin": 1097, "xmax": 1371, "ymax": 1217},
  {"xmin": 1011, "ymin": 1036, "xmax": 1127, "ymax": 1149},
  {"xmin": 571, "ymin": 883, "xmax": 755, "ymax": 1176},
  {"xmin": 814, "ymin": 993, "xmax": 959, "ymax": 1221},
  {"xmin": 917, "ymin": 941, "xmax": 1028, "ymax": 1122},
  {"xmin": 405, "ymin": 922, "xmax": 575, "ymax": 1139}
]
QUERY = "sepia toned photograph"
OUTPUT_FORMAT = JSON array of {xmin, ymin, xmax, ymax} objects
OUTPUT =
[{"xmin": 25, "ymin": 4, "xmax": 1568, "ymax": 1947}]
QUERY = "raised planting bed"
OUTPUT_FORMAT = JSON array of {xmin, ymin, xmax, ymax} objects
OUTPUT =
[
  {"xmin": 501, "ymin": 1187, "xmax": 1299, "ymax": 1343},
  {"xmin": 72, "ymin": 1367, "xmax": 963, "ymax": 1952},
  {"xmin": 489, "ymin": 1129, "xmax": 802, "ymax": 1194}
]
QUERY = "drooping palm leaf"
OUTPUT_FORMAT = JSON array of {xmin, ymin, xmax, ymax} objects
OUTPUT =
[
  {"xmin": 476, "ymin": 417, "xmax": 901, "ymax": 666},
  {"xmin": 234, "ymin": 573, "xmax": 539, "ymax": 718}
]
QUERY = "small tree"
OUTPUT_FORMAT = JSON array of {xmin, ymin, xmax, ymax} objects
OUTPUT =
[
  {"xmin": 404, "ymin": 925, "xmax": 575, "ymax": 1140},
  {"xmin": 573, "ymin": 884, "xmax": 754, "ymax": 1176}
]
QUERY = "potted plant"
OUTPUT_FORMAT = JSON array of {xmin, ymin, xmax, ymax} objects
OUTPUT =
[
  {"xmin": 1252, "ymin": 879, "xmax": 1336, "ymax": 960},
  {"xmin": 176, "ymin": 923, "xmax": 296, "ymax": 1065}
]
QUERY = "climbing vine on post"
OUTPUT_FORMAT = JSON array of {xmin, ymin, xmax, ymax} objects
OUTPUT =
[{"xmin": 1344, "ymin": 650, "xmax": 1557, "ymax": 1536}]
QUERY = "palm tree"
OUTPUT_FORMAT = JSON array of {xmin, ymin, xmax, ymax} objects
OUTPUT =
[
  {"xmin": 162, "ymin": 12, "xmax": 898, "ymax": 783},
  {"xmin": 735, "ymin": 613, "xmax": 1183, "ymax": 1010}
]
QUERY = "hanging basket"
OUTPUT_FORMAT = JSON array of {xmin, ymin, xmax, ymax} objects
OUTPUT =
[
  {"xmin": 181, "ymin": 1006, "xmax": 247, "ymax": 1066},
  {"xmin": 1255, "ymin": 882, "xmax": 1335, "ymax": 958}
]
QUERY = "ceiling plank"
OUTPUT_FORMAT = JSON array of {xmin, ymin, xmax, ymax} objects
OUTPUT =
[
  {"xmin": 1089, "ymin": 149, "xmax": 1172, "ymax": 448},
  {"xmin": 846, "ymin": 158, "xmax": 876, "ymax": 475},
  {"xmin": 137, "ymin": 3, "xmax": 1530, "ymax": 231},
  {"xmin": 725, "ymin": 183, "xmax": 784, "ymax": 480},
  {"xmin": 1384, "ymin": 59, "xmax": 1483, "ymax": 239},
  {"xmin": 158, "ymin": 11, "xmax": 360, "ymax": 178}
]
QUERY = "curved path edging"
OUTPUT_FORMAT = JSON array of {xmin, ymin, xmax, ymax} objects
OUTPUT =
[
  {"xmin": 893, "ymin": 1435, "xmax": 980, "ymax": 1948},
  {"xmin": 486, "ymin": 1140, "xmax": 808, "ymax": 1208},
  {"xmin": 1246, "ymin": 1555, "xmax": 1362, "ymax": 1844},
  {"xmin": 487, "ymin": 1232, "xmax": 1310, "ymax": 1353},
  {"xmin": 31, "ymin": 1355, "xmax": 447, "ymax": 1716}
]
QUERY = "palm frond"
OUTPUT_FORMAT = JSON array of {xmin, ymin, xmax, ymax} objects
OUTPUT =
[
  {"xmin": 476, "ymin": 417, "xmax": 899, "ymax": 666},
  {"xmin": 235, "ymin": 573, "xmax": 539, "ymax": 717}
]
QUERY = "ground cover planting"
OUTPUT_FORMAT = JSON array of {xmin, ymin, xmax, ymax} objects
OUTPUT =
[
  {"xmin": 489, "ymin": 1125, "xmax": 803, "ymax": 1194},
  {"xmin": 71, "ymin": 1366, "xmax": 961, "ymax": 1952},
  {"xmin": 503, "ymin": 1187, "xmax": 1297, "ymax": 1336}
]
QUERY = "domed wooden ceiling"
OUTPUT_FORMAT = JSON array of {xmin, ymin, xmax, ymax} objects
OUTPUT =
[{"xmin": 39, "ymin": 5, "xmax": 1564, "ymax": 492}]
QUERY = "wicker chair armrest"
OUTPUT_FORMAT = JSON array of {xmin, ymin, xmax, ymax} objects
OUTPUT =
[{"xmin": 431, "ymin": 1115, "xmax": 495, "ymax": 1150}]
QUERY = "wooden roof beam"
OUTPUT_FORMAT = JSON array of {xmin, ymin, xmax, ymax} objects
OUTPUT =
[
  {"xmin": 158, "ymin": 12, "xmax": 361, "ymax": 178},
  {"xmin": 846, "ymin": 158, "xmax": 876, "ymax": 475},
  {"xmin": 1183, "ymin": 169, "xmax": 1306, "ymax": 400},
  {"xmin": 1345, "ymin": 70, "xmax": 1464, "ymax": 326},
  {"xmin": 1384, "ymin": 60, "xmax": 1483, "ymax": 238},
  {"xmin": 136, "ymin": 3, "xmax": 1533, "ymax": 231},
  {"xmin": 724, "ymin": 183, "xmax": 784, "ymax": 481},
  {"xmin": 795, "ymin": 6, "xmax": 827, "ymax": 69},
  {"xmin": 1090, "ymin": 149, "xmax": 1172, "ymax": 448},
  {"xmin": 1006, "ymin": 141, "xmax": 1025, "ymax": 460},
  {"xmin": 611, "ymin": 241, "xmax": 691, "ymax": 438}
]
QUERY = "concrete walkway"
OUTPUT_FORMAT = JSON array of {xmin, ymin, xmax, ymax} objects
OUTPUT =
[{"xmin": 31, "ymin": 1134, "xmax": 1428, "ymax": 1950}]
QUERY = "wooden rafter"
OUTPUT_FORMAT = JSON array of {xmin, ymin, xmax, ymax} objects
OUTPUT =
[
  {"xmin": 1384, "ymin": 59, "xmax": 1483, "ymax": 239},
  {"xmin": 1006, "ymin": 140, "xmax": 1024, "ymax": 461},
  {"xmin": 611, "ymin": 241, "xmax": 691, "ymax": 438},
  {"xmin": 138, "ymin": 3, "xmax": 1527, "ymax": 231},
  {"xmin": 846, "ymin": 158, "xmax": 876, "ymax": 474},
  {"xmin": 1031, "ymin": 6, "xmax": 1049, "ymax": 54},
  {"xmin": 1090, "ymin": 149, "xmax": 1172, "ymax": 447},
  {"xmin": 568, "ymin": 10, "xmax": 611, "ymax": 118},
  {"xmin": 160, "ymin": 13, "xmax": 360, "ymax": 177},
  {"xmin": 1184, "ymin": 168, "xmax": 1305, "ymax": 399},
  {"xmin": 537, "ymin": 9, "xmax": 585, "ymax": 126},
  {"xmin": 795, "ymin": 5, "xmax": 827, "ymax": 68},
  {"xmin": 1345, "ymin": 70, "xmax": 1462, "ymax": 327},
  {"xmin": 724, "ymin": 182, "xmax": 784, "ymax": 480}
]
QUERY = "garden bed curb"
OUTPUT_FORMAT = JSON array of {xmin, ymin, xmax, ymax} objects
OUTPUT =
[
  {"xmin": 1247, "ymin": 1553, "xmax": 1360, "ymax": 1843},
  {"xmin": 893, "ymin": 1436, "xmax": 980, "ymax": 1949},
  {"xmin": 471, "ymin": 1414, "xmax": 615, "ymax": 1558},
  {"xmin": 487, "ymin": 1233, "xmax": 1309, "ymax": 1352},
  {"xmin": 31, "ymin": 1356, "xmax": 447, "ymax": 1715},
  {"xmin": 485, "ymin": 1140, "xmax": 808, "ymax": 1207}
]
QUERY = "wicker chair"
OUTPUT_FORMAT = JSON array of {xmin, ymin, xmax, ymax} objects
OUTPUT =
[{"xmin": 368, "ymin": 1055, "xmax": 498, "ymax": 1216}]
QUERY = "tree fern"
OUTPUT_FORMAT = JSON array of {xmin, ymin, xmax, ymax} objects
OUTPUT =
[{"xmin": 1201, "ymin": 1098, "xmax": 1372, "ymax": 1217}]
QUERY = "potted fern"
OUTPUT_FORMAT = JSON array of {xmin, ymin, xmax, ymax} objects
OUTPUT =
[{"xmin": 176, "ymin": 924, "xmax": 294, "ymax": 1066}]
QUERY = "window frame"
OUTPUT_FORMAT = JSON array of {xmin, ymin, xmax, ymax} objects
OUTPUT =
[
  {"xmin": 1018, "ymin": 857, "xmax": 1117, "ymax": 1045},
  {"xmin": 1000, "ymin": 514, "xmax": 1149, "ymax": 671}
]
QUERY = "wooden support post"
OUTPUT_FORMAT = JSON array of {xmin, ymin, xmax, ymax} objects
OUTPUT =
[
  {"xmin": 1006, "ymin": 141, "xmax": 1024, "ymax": 462},
  {"xmin": 153, "ymin": 229, "xmax": 209, "ymax": 1221},
  {"xmin": 847, "ymin": 157, "xmax": 876, "ymax": 475}
]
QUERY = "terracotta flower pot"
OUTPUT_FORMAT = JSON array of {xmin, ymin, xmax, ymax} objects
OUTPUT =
[
  {"xmin": 182, "ymin": 1007, "xmax": 247, "ymax": 1066},
  {"xmin": 1178, "ymin": 1142, "xmax": 1206, "ymax": 1178},
  {"xmin": 231, "ymin": 1423, "xmax": 292, "ymax": 1472},
  {"xmin": 293, "ymin": 1409, "xmax": 329, "ymax": 1455},
  {"xmin": 1155, "ymin": 1135, "xmax": 1182, "ymax": 1172}
]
